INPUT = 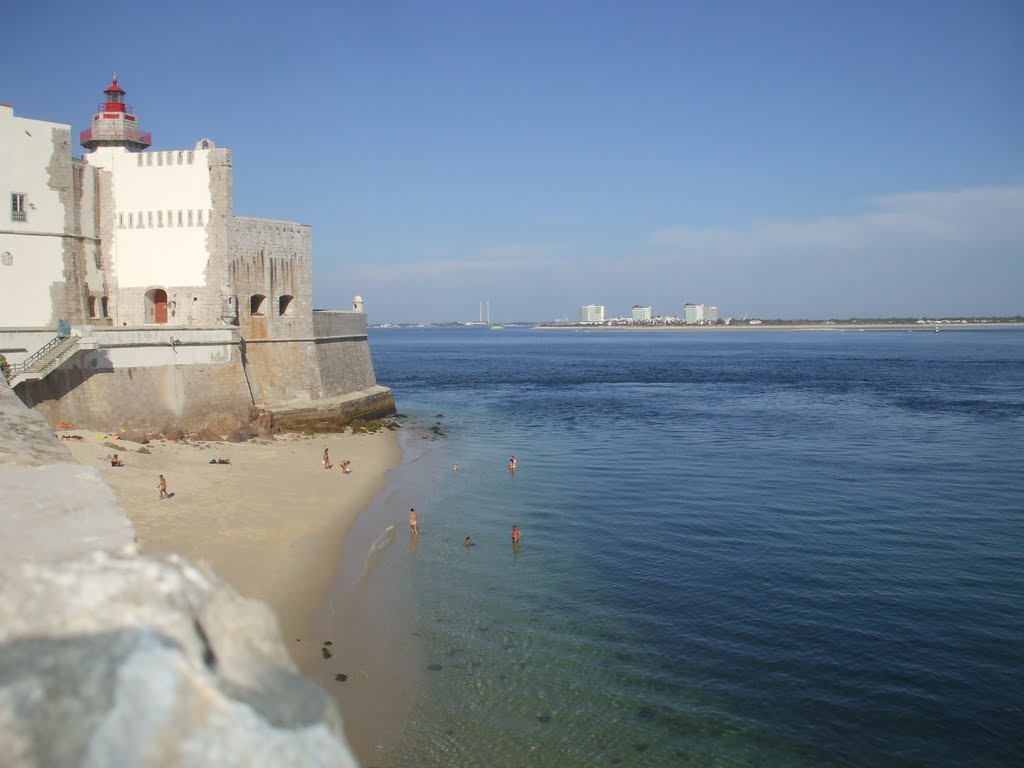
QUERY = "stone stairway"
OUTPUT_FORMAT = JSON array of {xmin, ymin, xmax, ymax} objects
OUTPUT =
[{"xmin": 9, "ymin": 335, "xmax": 81, "ymax": 387}]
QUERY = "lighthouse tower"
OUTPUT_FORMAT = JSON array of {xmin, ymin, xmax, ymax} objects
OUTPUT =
[{"xmin": 80, "ymin": 76, "xmax": 151, "ymax": 152}]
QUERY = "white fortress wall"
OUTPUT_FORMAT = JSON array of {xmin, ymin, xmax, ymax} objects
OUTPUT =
[
  {"xmin": 0, "ymin": 107, "xmax": 75, "ymax": 327},
  {"xmin": 90, "ymin": 147, "xmax": 217, "ymax": 288}
]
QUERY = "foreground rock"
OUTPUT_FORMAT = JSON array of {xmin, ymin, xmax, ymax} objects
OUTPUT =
[
  {"xmin": 0, "ymin": 554, "xmax": 357, "ymax": 768},
  {"xmin": 0, "ymin": 380, "xmax": 358, "ymax": 768}
]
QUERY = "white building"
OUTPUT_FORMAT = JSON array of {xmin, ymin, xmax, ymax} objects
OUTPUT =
[
  {"xmin": 631, "ymin": 305, "xmax": 652, "ymax": 323},
  {"xmin": 579, "ymin": 304, "xmax": 605, "ymax": 324},
  {"xmin": 1, "ymin": 78, "xmax": 313, "ymax": 335},
  {"xmin": 0, "ymin": 78, "xmax": 392, "ymax": 431},
  {"xmin": 683, "ymin": 303, "xmax": 718, "ymax": 325}
]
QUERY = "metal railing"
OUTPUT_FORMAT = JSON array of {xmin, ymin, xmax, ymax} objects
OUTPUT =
[{"xmin": 10, "ymin": 335, "xmax": 78, "ymax": 374}]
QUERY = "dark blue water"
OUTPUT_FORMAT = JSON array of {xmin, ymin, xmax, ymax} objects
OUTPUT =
[{"xmin": 367, "ymin": 328, "xmax": 1024, "ymax": 767}]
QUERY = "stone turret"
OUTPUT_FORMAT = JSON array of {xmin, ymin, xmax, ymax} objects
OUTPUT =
[{"xmin": 80, "ymin": 76, "xmax": 151, "ymax": 152}]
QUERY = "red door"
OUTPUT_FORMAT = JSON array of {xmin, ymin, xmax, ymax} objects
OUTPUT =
[{"xmin": 154, "ymin": 289, "xmax": 168, "ymax": 324}]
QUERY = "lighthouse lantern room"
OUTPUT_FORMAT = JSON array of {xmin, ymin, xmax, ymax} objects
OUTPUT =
[{"xmin": 80, "ymin": 75, "xmax": 152, "ymax": 152}]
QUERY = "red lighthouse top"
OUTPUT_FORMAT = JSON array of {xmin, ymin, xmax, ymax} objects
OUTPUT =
[
  {"xmin": 80, "ymin": 75, "xmax": 151, "ymax": 152},
  {"xmin": 103, "ymin": 78, "xmax": 127, "ymax": 111}
]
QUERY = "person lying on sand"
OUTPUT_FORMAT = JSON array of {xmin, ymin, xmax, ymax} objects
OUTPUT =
[{"xmin": 208, "ymin": 458, "xmax": 231, "ymax": 465}]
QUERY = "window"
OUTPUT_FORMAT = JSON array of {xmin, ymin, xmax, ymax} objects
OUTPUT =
[
  {"xmin": 157, "ymin": 210, "xmax": 163, "ymax": 227},
  {"xmin": 101, "ymin": 296, "xmax": 109, "ymax": 318},
  {"xmin": 250, "ymin": 294, "xmax": 267, "ymax": 316},
  {"xmin": 197, "ymin": 209, "xmax": 204, "ymax": 226},
  {"xmin": 11, "ymin": 193, "xmax": 26, "ymax": 222},
  {"xmin": 128, "ymin": 212, "xmax": 134, "ymax": 228},
  {"xmin": 147, "ymin": 211, "xmax": 153, "ymax": 227},
  {"xmin": 177, "ymin": 210, "xmax": 183, "ymax": 227},
  {"xmin": 119, "ymin": 213, "xmax": 124, "ymax": 228},
  {"xmin": 279, "ymin": 295, "xmax": 294, "ymax": 316},
  {"xmin": 188, "ymin": 210, "xmax": 194, "ymax": 226},
  {"xmin": 88, "ymin": 296, "xmax": 97, "ymax": 318}
]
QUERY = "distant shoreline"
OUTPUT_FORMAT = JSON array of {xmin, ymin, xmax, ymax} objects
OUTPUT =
[{"xmin": 532, "ymin": 322, "xmax": 1024, "ymax": 332}]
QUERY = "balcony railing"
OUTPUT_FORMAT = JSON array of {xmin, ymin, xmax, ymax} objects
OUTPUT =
[
  {"xmin": 96, "ymin": 103, "xmax": 134, "ymax": 114},
  {"xmin": 80, "ymin": 127, "xmax": 152, "ymax": 146}
]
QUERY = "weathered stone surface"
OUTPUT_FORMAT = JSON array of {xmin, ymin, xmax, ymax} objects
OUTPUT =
[
  {"xmin": 1, "ymin": 380, "xmax": 135, "ymax": 567},
  {"xmin": 273, "ymin": 386, "xmax": 397, "ymax": 434},
  {"xmin": 0, "ymin": 554, "xmax": 358, "ymax": 768},
  {"xmin": 0, "ymin": 383, "xmax": 70, "ymax": 468}
]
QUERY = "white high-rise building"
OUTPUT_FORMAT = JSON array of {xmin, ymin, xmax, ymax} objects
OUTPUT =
[
  {"xmin": 683, "ymin": 303, "xmax": 718, "ymax": 324},
  {"xmin": 579, "ymin": 304, "xmax": 605, "ymax": 324},
  {"xmin": 631, "ymin": 305, "xmax": 652, "ymax": 322}
]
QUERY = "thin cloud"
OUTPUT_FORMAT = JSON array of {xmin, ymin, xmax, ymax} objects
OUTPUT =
[
  {"xmin": 317, "ymin": 184, "xmax": 1024, "ymax": 321},
  {"xmin": 650, "ymin": 184, "xmax": 1024, "ymax": 257}
]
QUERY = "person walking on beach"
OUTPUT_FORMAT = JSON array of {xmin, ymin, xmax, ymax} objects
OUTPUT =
[
  {"xmin": 322, "ymin": 448, "xmax": 332, "ymax": 469},
  {"xmin": 156, "ymin": 474, "xmax": 169, "ymax": 500},
  {"xmin": 511, "ymin": 525, "xmax": 521, "ymax": 544},
  {"xmin": 409, "ymin": 508, "xmax": 419, "ymax": 534}
]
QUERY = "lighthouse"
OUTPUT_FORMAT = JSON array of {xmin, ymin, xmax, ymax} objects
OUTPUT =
[{"xmin": 80, "ymin": 76, "xmax": 151, "ymax": 152}]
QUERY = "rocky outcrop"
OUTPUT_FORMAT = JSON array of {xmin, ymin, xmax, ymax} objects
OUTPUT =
[
  {"xmin": 0, "ymin": 380, "xmax": 358, "ymax": 768},
  {"xmin": 0, "ymin": 554, "xmax": 357, "ymax": 768}
]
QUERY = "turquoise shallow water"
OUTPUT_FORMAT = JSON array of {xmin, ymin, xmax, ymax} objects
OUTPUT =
[{"xmin": 357, "ymin": 328, "xmax": 1024, "ymax": 767}]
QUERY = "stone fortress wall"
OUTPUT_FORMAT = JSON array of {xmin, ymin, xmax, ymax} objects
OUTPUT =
[
  {"xmin": 93, "ymin": 145, "xmax": 232, "ymax": 328},
  {"xmin": 11, "ymin": 316, "xmax": 392, "ymax": 432}
]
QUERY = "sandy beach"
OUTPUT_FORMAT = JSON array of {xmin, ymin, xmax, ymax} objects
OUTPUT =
[{"xmin": 61, "ymin": 427, "xmax": 403, "ymax": 664}]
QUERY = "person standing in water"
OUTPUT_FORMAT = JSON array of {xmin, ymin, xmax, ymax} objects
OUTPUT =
[
  {"xmin": 409, "ymin": 508, "xmax": 419, "ymax": 534},
  {"xmin": 511, "ymin": 525, "xmax": 521, "ymax": 544}
]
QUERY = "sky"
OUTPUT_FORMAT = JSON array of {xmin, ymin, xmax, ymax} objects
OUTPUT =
[{"xmin": 4, "ymin": 0, "xmax": 1022, "ymax": 323}]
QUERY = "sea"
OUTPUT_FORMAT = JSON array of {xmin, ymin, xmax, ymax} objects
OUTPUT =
[{"xmin": 336, "ymin": 327, "xmax": 1024, "ymax": 768}]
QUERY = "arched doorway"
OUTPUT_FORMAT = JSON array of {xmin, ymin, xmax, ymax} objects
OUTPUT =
[{"xmin": 146, "ymin": 288, "xmax": 169, "ymax": 324}]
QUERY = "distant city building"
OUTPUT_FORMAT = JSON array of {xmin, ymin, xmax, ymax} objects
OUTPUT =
[
  {"xmin": 631, "ymin": 305, "xmax": 652, "ymax": 322},
  {"xmin": 684, "ymin": 303, "xmax": 718, "ymax": 324},
  {"xmin": 579, "ymin": 304, "xmax": 605, "ymax": 324}
]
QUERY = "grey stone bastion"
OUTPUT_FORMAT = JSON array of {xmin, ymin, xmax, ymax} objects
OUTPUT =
[{"xmin": 0, "ymin": 380, "xmax": 359, "ymax": 767}]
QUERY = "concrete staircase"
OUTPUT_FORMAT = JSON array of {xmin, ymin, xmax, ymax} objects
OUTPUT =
[{"xmin": 9, "ymin": 335, "xmax": 83, "ymax": 387}]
